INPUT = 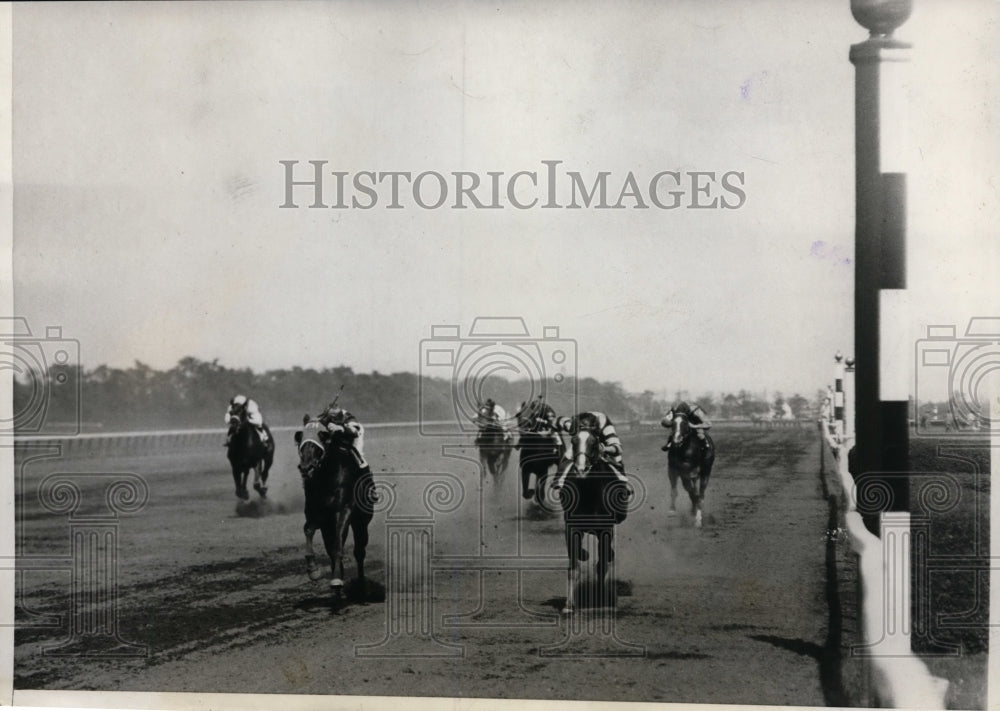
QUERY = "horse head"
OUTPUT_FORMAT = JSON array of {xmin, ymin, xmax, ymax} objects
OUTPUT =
[
  {"xmin": 571, "ymin": 427, "xmax": 601, "ymax": 478},
  {"xmin": 294, "ymin": 418, "xmax": 327, "ymax": 482},
  {"xmin": 229, "ymin": 404, "xmax": 246, "ymax": 427},
  {"xmin": 671, "ymin": 413, "xmax": 693, "ymax": 448}
]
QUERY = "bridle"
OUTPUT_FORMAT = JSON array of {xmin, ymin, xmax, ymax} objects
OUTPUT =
[
  {"xmin": 572, "ymin": 429, "xmax": 599, "ymax": 477},
  {"xmin": 671, "ymin": 414, "xmax": 692, "ymax": 447},
  {"xmin": 297, "ymin": 422, "xmax": 327, "ymax": 478}
]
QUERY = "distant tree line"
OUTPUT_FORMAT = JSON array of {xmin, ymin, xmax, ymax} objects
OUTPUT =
[{"xmin": 12, "ymin": 356, "xmax": 822, "ymax": 432}]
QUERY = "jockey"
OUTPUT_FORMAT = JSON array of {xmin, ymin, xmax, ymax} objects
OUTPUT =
[
  {"xmin": 475, "ymin": 398, "xmax": 513, "ymax": 443},
  {"xmin": 317, "ymin": 402, "xmax": 373, "ymax": 479},
  {"xmin": 516, "ymin": 396, "xmax": 565, "ymax": 456},
  {"xmin": 553, "ymin": 411, "xmax": 628, "ymax": 488},
  {"xmin": 223, "ymin": 394, "xmax": 271, "ymax": 447},
  {"xmin": 660, "ymin": 401, "xmax": 713, "ymax": 457}
]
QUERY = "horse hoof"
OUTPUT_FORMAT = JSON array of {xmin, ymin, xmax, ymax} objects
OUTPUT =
[
  {"xmin": 237, "ymin": 488, "xmax": 249, "ymax": 500},
  {"xmin": 330, "ymin": 578, "xmax": 344, "ymax": 590},
  {"xmin": 305, "ymin": 556, "xmax": 324, "ymax": 581},
  {"xmin": 561, "ymin": 604, "xmax": 575, "ymax": 615},
  {"xmin": 577, "ymin": 549, "xmax": 589, "ymax": 562},
  {"xmin": 694, "ymin": 512, "xmax": 703, "ymax": 528},
  {"xmin": 522, "ymin": 489, "xmax": 534, "ymax": 500}
]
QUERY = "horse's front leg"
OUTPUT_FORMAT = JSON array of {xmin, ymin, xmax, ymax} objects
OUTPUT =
[
  {"xmin": 689, "ymin": 471, "xmax": 703, "ymax": 527},
  {"xmin": 694, "ymin": 471, "xmax": 709, "ymax": 528},
  {"xmin": 236, "ymin": 467, "xmax": 250, "ymax": 500},
  {"xmin": 254, "ymin": 457, "xmax": 269, "ymax": 497},
  {"xmin": 563, "ymin": 526, "xmax": 583, "ymax": 614},
  {"xmin": 330, "ymin": 508, "xmax": 352, "ymax": 593},
  {"xmin": 251, "ymin": 463, "xmax": 262, "ymax": 496},
  {"xmin": 520, "ymin": 461, "xmax": 533, "ymax": 500},
  {"xmin": 303, "ymin": 521, "xmax": 323, "ymax": 580},
  {"xmin": 351, "ymin": 512, "xmax": 372, "ymax": 597},
  {"xmin": 668, "ymin": 470, "xmax": 678, "ymax": 514},
  {"xmin": 479, "ymin": 450, "xmax": 489, "ymax": 483},
  {"xmin": 231, "ymin": 465, "xmax": 242, "ymax": 499},
  {"xmin": 595, "ymin": 527, "xmax": 615, "ymax": 604}
]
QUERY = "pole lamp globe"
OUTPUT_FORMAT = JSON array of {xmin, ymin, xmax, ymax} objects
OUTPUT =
[{"xmin": 850, "ymin": 0, "xmax": 913, "ymax": 37}]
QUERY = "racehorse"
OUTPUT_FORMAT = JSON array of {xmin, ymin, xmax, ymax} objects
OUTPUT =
[
  {"xmin": 515, "ymin": 402, "xmax": 562, "ymax": 506},
  {"xmin": 554, "ymin": 426, "xmax": 630, "ymax": 614},
  {"xmin": 226, "ymin": 407, "xmax": 274, "ymax": 500},
  {"xmin": 474, "ymin": 404, "xmax": 512, "ymax": 482},
  {"xmin": 294, "ymin": 417, "xmax": 374, "ymax": 596},
  {"xmin": 665, "ymin": 412, "xmax": 715, "ymax": 527}
]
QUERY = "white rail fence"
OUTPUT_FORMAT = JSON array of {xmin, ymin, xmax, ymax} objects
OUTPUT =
[
  {"xmin": 10, "ymin": 421, "xmax": 455, "ymax": 458},
  {"xmin": 820, "ymin": 353, "xmax": 948, "ymax": 708}
]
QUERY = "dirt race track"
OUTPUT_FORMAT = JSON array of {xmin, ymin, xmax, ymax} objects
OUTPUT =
[{"xmin": 10, "ymin": 425, "xmax": 978, "ymax": 706}]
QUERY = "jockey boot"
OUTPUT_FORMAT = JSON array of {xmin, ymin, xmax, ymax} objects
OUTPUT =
[
  {"xmin": 697, "ymin": 433, "xmax": 712, "ymax": 459},
  {"xmin": 223, "ymin": 424, "xmax": 235, "ymax": 447},
  {"xmin": 660, "ymin": 441, "xmax": 670, "ymax": 452},
  {"xmin": 256, "ymin": 425, "xmax": 268, "ymax": 443}
]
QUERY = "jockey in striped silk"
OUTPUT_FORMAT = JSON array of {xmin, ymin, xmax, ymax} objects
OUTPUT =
[{"xmin": 553, "ymin": 411, "xmax": 628, "ymax": 489}]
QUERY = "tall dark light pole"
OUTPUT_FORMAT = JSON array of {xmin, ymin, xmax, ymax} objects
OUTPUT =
[{"xmin": 849, "ymin": 0, "xmax": 912, "ymax": 535}]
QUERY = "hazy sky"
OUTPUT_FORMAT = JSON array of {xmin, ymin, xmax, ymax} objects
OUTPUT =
[{"xmin": 10, "ymin": 1, "xmax": 999, "ymax": 398}]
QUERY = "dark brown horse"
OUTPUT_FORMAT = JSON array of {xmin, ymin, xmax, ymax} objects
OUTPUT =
[
  {"xmin": 226, "ymin": 408, "xmax": 274, "ymax": 500},
  {"xmin": 554, "ymin": 427, "xmax": 631, "ymax": 614},
  {"xmin": 665, "ymin": 413, "xmax": 715, "ymax": 527},
  {"xmin": 515, "ymin": 401, "xmax": 562, "ymax": 507},
  {"xmin": 295, "ymin": 417, "xmax": 375, "ymax": 596},
  {"xmin": 473, "ymin": 403, "xmax": 512, "ymax": 482}
]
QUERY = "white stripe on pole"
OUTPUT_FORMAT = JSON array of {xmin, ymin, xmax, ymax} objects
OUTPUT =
[
  {"xmin": 878, "ymin": 51, "xmax": 912, "ymax": 174},
  {"xmin": 879, "ymin": 289, "xmax": 911, "ymax": 401},
  {"xmin": 844, "ymin": 360, "xmax": 856, "ymax": 439},
  {"xmin": 834, "ymin": 354, "xmax": 845, "ymax": 440}
]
